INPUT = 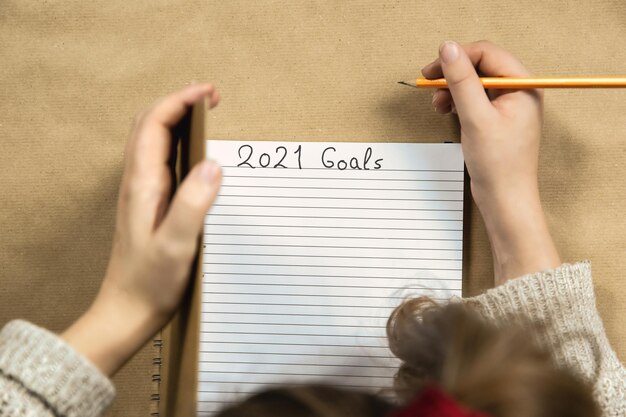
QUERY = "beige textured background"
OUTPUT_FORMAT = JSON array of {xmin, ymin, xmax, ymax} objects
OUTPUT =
[{"xmin": 1, "ymin": 1, "xmax": 624, "ymax": 416}]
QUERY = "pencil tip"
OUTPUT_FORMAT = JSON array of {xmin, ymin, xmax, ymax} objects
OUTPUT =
[{"xmin": 397, "ymin": 81, "xmax": 417, "ymax": 88}]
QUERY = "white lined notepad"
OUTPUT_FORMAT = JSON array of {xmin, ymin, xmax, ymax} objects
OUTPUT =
[{"xmin": 198, "ymin": 140, "xmax": 464, "ymax": 415}]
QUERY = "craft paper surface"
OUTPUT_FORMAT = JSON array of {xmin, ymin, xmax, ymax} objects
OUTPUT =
[
  {"xmin": 198, "ymin": 140, "xmax": 464, "ymax": 415},
  {"xmin": 1, "ymin": 2, "xmax": 624, "ymax": 416}
]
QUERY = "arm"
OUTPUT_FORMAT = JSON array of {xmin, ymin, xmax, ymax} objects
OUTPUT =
[
  {"xmin": 469, "ymin": 262, "xmax": 626, "ymax": 417},
  {"xmin": 423, "ymin": 40, "xmax": 625, "ymax": 415},
  {"xmin": 423, "ymin": 40, "xmax": 561, "ymax": 285},
  {"xmin": 62, "ymin": 84, "xmax": 223, "ymax": 376},
  {"xmin": 0, "ymin": 320, "xmax": 115, "ymax": 417},
  {"xmin": 0, "ymin": 84, "xmax": 223, "ymax": 417}
]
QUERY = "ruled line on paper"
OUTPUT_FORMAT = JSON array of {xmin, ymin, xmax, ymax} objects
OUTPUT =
[
  {"xmin": 202, "ymin": 281, "xmax": 460, "ymax": 290},
  {"xmin": 221, "ymin": 165, "xmax": 460, "ymax": 173},
  {"xmin": 204, "ymin": 233, "xmax": 462, "ymax": 241},
  {"xmin": 203, "ymin": 253, "xmax": 461, "ymax": 261},
  {"xmin": 204, "ymin": 243, "xmax": 462, "ymax": 251},
  {"xmin": 200, "ymin": 301, "xmax": 449, "ymax": 311},
  {"xmin": 199, "ymin": 339, "xmax": 393, "ymax": 349},
  {"xmin": 222, "ymin": 175, "xmax": 464, "ymax": 183},
  {"xmin": 198, "ymin": 141, "xmax": 464, "ymax": 416},
  {"xmin": 207, "ymin": 214, "xmax": 462, "ymax": 221},
  {"xmin": 202, "ymin": 272, "xmax": 462, "ymax": 281},
  {"xmin": 212, "ymin": 204, "xmax": 463, "ymax": 211},
  {"xmin": 217, "ymin": 195, "xmax": 463, "ymax": 202},
  {"xmin": 206, "ymin": 224, "xmax": 462, "ymax": 231}
]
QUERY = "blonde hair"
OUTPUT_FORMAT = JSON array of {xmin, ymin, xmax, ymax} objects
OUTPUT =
[{"xmin": 216, "ymin": 298, "xmax": 599, "ymax": 417}]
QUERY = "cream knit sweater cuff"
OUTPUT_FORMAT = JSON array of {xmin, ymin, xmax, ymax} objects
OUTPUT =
[
  {"xmin": 0, "ymin": 319, "xmax": 115, "ymax": 417},
  {"xmin": 466, "ymin": 261, "xmax": 626, "ymax": 417}
]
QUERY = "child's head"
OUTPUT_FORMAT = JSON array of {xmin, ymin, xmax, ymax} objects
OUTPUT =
[{"xmin": 215, "ymin": 299, "xmax": 599, "ymax": 417}]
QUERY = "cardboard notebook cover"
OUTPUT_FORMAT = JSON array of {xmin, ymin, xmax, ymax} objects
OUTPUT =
[{"xmin": 157, "ymin": 99, "xmax": 205, "ymax": 417}]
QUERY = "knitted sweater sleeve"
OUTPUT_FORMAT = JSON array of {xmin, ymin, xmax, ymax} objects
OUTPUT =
[
  {"xmin": 0, "ymin": 320, "xmax": 115, "ymax": 417},
  {"xmin": 464, "ymin": 261, "xmax": 625, "ymax": 417}
]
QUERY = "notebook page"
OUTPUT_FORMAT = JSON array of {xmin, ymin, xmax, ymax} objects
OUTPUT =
[{"xmin": 198, "ymin": 140, "xmax": 464, "ymax": 415}]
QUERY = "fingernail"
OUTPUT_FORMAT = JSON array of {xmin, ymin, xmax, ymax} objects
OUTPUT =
[
  {"xmin": 196, "ymin": 160, "xmax": 221, "ymax": 184},
  {"xmin": 432, "ymin": 90, "xmax": 443, "ymax": 107},
  {"xmin": 439, "ymin": 41, "xmax": 459, "ymax": 64},
  {"xmin": 192, "ymin": 82, "xmax": 212, "ymax": 92}
]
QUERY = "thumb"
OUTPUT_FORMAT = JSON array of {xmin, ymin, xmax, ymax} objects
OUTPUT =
[
  {"xmin": 157, "ymin": 159, "xmax": 222, "ymax": 247},
  {"xmin": 439, "ymin": 41, "xmax": 494, "ymax": 129}
]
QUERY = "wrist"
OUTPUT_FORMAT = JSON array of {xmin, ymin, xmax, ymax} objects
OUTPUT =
[
  {"xmin": 62, "ymin": 285, "xmax": 164, "ymax": 376},
  {"xmin": 472, "ymin": 183, "xmax": 561, "ymax": 285}
]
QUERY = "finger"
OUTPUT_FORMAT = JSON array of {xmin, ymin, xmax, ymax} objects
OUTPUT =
[
  {"xmin": 438, "ymin": 41, "xmax": 494, "ymax": 127},
  {"xmin": 422, "ymin": 40, "xmax": 532, "ymax": 80},
  {"xmin": 435, "ymin": 102, "xmax": 452, "ymax": 114},
  {"xmin": 421, "ymin": 59, "xmax": 441, "ymax": 79},
  {"xmin": 156, "ymin": 160, "xmax": 222, "ymax": 249},
  {"xmin": 465, "ymin": 40, "xmax": 532, "ymax": 102},
  {"xmin": 143, "ymin": 83, "xmax": 215, "ymax": 129},
  {"xmin": 465, "ymin": 40, "xmax": 531, "ymax": 77},
  {"xmin": 209, "ymin": 90, "xmax": 221, "ymax": 109},
  {"xmin": 432, "ymin": 89, "xmax": 452, "ymax": 112},
  {"xmin": 118, "ymin": 84, "xmax": 219, "ymax": 239},
  {"xmin": 128, "ymin": 83, "xmax": 217, "ymax": 174},
  {"xmin": 432, "ymin": 89, "xmax": 454, "ymax": 114}
]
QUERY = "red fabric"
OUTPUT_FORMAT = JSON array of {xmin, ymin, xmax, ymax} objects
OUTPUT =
[{"xmin": 389, "ymin": 386, "xmax": 491, "ymax": 417}]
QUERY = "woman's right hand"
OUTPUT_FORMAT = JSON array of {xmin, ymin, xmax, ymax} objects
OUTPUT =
[
  {"xmin": 421, "ymin": 40, "xmax": 561, "ymax": 284},
  {"xmin": 62, "ymin": 84, "xmax": 222, "ymax": 376}
]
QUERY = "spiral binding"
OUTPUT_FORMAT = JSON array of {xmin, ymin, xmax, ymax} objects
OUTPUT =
[{"xmin": 150, "ymin": 335, "xmax": 163, "ymax": 417}]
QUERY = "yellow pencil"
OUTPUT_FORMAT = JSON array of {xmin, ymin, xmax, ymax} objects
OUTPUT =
[{"xmin": 398, "ymin": 77, "xmax": 626, "ymax": 89}]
